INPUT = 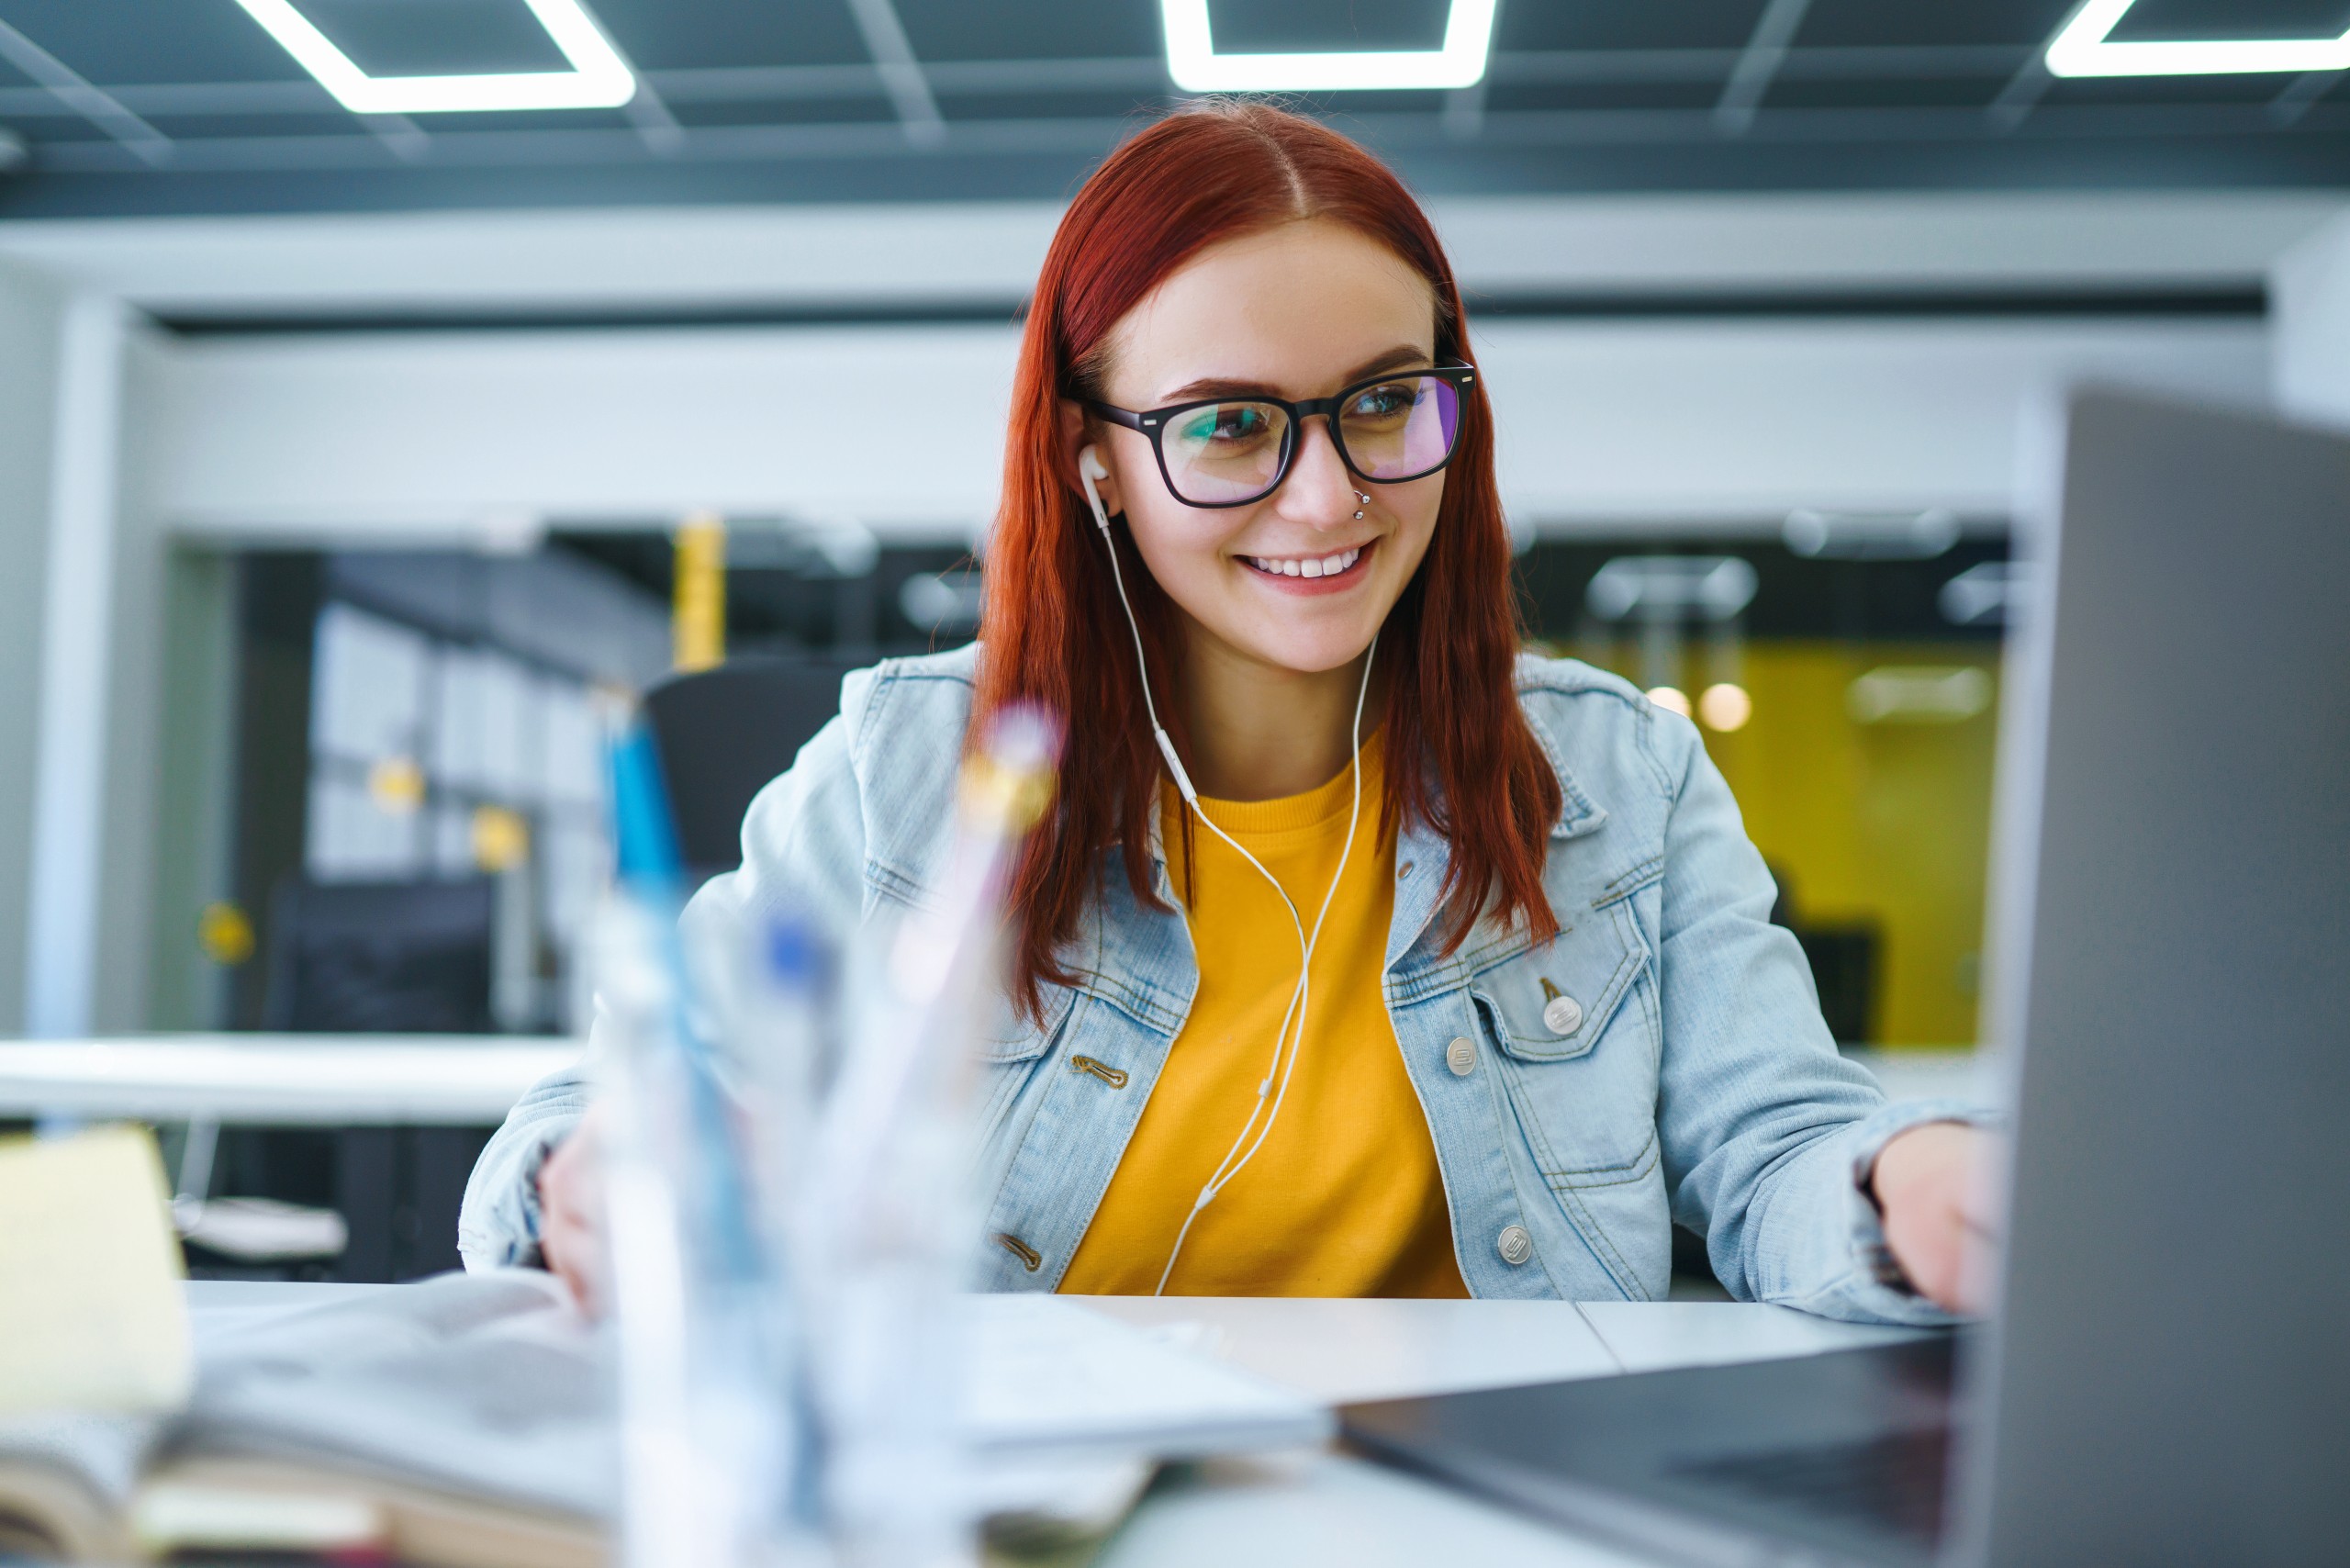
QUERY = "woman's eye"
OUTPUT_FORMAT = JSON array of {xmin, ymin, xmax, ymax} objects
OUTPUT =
[
  {"xmin": 1182, "ymin": 406, "xmax": 1271, "ymax": 445},
  {"xmin": 1348, "ymin": 384, "xmax": 1415, "ymax": 420}
]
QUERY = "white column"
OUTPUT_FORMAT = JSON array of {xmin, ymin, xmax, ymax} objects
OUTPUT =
[
  {"xmin": 22, "ymin": 293, "xmax": 128, "ymax": 1039},
  {"xmin": 2272, "ymin": 207, "xmax": 2350, "ymax": 431}
]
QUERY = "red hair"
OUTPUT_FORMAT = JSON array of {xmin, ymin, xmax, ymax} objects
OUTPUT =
[{"xmin": 976, "ymin": 101, "xmax": 1561, "ymax": 1016}]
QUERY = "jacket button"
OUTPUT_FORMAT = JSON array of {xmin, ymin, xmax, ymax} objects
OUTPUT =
[
  {"xmin": 1445, "ymin": 1036, "xmax": 1477, "ymax": 1076},
  {"xmin": 1497, "ymin": 1225, "xmax": 1534, "ymax": 1266},
  {"xmin": 1542, "ymin": 993, "xmax": 1583, "ymax": 1036}
]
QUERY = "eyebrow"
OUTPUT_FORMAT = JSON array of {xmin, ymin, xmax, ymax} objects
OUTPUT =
[{"xmin": 1157, "ymin": 343, "xmax": 1435, "ymax": 405}]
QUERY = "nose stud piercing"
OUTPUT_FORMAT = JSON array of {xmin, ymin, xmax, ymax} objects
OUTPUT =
[{"xmin": 1353, "ymin": 488, "xmax": 1371, "ymax": 521}]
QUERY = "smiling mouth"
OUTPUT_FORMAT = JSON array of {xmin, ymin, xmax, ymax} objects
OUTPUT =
[{"xmin": 1240, "ymin": 543, "xmax": 1369, "ymax": 580}]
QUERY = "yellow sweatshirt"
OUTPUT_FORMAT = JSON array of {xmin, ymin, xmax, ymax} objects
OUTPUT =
[{"xmin": 1059, "ymin": 735, "xmax": 1467, "ymax": 1297}]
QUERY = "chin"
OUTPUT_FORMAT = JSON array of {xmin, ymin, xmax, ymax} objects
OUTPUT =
[{"xmin": 1238, "ymin": 631, "xmax": 1381, "ymax": 677}]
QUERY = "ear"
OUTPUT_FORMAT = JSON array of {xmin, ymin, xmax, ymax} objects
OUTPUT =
[{"xmin": 1057, "ymin": 398, "xmax": 1124, "ymax": 518}]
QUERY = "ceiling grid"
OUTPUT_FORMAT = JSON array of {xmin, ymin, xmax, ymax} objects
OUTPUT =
[{"xmin": 0, "ymin": 0, "xmax": 2340, "ymax": 216}]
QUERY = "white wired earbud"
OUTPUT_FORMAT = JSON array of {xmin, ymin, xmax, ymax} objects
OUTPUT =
[
  {"xmin": 1080, "ymin": 444, "xmax": 1199, "ymax": 801},
  {"xmin": 1077, "ymin": 442, "xmax": 1378, "ymax": 1294}
]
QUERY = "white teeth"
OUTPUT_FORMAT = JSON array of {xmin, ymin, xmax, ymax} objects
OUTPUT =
[{"xmin": 1246, "ymin": 546, "xmax": 1363, "ymax": 578}]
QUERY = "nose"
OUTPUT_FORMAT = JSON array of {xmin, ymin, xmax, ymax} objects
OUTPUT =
[{"xmin": 1276, "ymin": 417, "xmax": 1360, "ymax": 532}]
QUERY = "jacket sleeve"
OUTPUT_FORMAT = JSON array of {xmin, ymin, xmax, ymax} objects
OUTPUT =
[
  {"xmin": 1646, "ymin": 708, "xmax": 1984, "ymax": 1325},
  {"xmin": 457, "ymin": 681, "xmax": 877, "ymax": 1271}
]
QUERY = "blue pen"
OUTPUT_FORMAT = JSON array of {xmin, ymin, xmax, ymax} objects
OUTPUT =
[{"xmin": 605, "ymin": 721, "xmax": 761, "ymax": 1282}]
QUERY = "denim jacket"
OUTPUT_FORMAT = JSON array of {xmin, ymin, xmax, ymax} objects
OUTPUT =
[{"xmin": 461, "ymin": 644, "xmax": 1972, "ymax": 1321}]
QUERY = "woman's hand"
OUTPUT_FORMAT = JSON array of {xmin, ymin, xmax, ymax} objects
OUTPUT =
[
  {"xmin": 536, "ymin": 1103, "xmax": 610, "ymax": 1316},
  {"xmin": 1868, "ymin": 1121, "xmax": 1998, "ymax": 1315}
]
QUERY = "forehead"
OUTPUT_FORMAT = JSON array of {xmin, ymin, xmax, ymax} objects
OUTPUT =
[{"xmin": 1104, "ymin": 219, "xmax": 1438, "ymax": 403}]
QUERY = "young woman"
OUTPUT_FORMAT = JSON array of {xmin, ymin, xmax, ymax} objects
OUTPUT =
[{"xmin": 463, "ymin": 103, "xmax": 1988, "ymax": 1317}]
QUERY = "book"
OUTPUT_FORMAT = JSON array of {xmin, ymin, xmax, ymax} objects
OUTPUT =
[
  {"xmin": 0, "ymin": 1126, "xmax": 191, "ymax": 1420},
  {"xmin": 0, "ymin": 1269, "xmax": 1326, "ymax": 1565}
]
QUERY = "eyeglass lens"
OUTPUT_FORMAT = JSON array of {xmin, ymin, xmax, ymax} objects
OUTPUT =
[{"xmin": 1158, "ymin": 374, "xmax": 1460, "ymax": 505}]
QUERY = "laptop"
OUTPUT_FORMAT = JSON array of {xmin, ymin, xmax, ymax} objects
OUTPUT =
[{"xmin": 1343, "ymin": 390, "xmax": 2350, "ymax": 1567}]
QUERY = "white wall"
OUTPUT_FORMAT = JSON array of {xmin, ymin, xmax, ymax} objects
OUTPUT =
[
  {"xmin": 1435, "ymin": 191, "xmax": 2344, "ymax": 293},
  {"xmin": 143, "ymin": 324, "xmax": 1022, "ymax": 543},
  {"xmin": 57, "ymin": 190, "xmax": 2302, "ymax": 547},
  {"xmin": 1476, "ymin": 316, "xmax": 2266, "ymax": 525},
  {"xmin": 3, "ymin": 191, "xmax": 2337, "ymax": 311},
  {"xmin": 136, "ymin": 312, "xmax": 2269, "ymax": 544}
]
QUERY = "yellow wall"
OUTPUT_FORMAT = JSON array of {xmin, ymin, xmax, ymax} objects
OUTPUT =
[{"xmin": 1578, "ymin": 640, "xmax": 1999, "ymax": 1047}]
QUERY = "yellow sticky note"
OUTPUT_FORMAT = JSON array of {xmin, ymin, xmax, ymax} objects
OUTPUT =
[{"xmin": 0, "ymin": 1126, "xmax": 192, "ymax": 1416}]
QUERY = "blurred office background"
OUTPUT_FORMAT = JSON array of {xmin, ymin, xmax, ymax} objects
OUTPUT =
[{"xmin": 4, "ymin": 0, "xmax": 2350, "ymax": 1279}]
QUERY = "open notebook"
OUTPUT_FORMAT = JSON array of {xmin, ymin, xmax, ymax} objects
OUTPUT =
[{"xmin": 0, "ymin": 1270, "xmax": 1328, "ymax": 1565}]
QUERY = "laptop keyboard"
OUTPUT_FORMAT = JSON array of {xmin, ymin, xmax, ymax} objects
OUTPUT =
[{"xmin": 1671, "ymin": 1427, "xmax": 1949, "ymax": 1545}]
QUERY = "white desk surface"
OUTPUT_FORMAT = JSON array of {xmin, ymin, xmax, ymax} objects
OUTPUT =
[
  {"xmin": 0, "ymin": 1035, "xmax": 577, "ymax": 1124},
  {"xmin": 185, "ymin": 1282, "xmax": 1925, "ymax": 1568},
  {"xmin": 1080, "ymin": 1295, "xmax": 1925, "ymax": 1568},
  {"xmin": 1847, "ymin": 1047, "xmax": 1995, "ymax": 1108},
  {"xmin": 11, "ymin": 1041, "xmax": 1984, "ymax": 1131}
]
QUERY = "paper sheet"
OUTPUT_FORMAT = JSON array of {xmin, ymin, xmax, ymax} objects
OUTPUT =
[
  {"xmin": 961, "ymin": 1294, "xmax": 1331, "ymax": 1458},
  {"xmin": 0, "ymin": 1126, "xmax": 193, "ymax": 1416}
]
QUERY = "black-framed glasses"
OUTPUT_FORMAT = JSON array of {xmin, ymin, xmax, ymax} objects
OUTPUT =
[{"xmin": 1090, "ymin": 364, "xmax": 1475, "ymax": 510}]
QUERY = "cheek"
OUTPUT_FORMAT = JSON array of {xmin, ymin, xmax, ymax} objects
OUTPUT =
[
  {"xmin": 1384, "ymin": 476, "xmax": 1445, "ymax": 573},
  {"xmin": 1124, "ymin": 492, "xmax": 1252, "ymax": 593}
]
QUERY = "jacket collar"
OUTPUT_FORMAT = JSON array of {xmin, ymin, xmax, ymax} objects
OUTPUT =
[
  {"xmin": 1530, "ymin": 718, "xmax": 1607, "ymax": 842},
  {"xmin": 1384, "ymin": 721, "xmax": 1606, "ymax": 978},
  {"xmin": 1128, "ymin": 716, "xmax": 1606, "ymax": 990}
]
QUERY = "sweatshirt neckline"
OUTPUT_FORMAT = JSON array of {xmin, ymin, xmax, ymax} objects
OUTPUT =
[{"xmin": 1183, "ymin": 732, "xmax": 1386, "ymax": 837}]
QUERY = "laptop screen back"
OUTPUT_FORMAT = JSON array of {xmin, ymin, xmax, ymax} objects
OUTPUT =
[{"xmin": 1955, "ymin": 392, "xmax": 2350, "ymax": 1565}]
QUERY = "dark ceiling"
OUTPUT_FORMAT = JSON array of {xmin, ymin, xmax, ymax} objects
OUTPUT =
[{"xmin": 1, "ymin": 0, "xmax": 2346, "ymax": 218}]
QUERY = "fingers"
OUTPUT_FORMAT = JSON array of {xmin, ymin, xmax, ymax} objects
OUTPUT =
[
  {"xmin": 1953, "ymin": 1204, "xmax": 2000, "ymax": 1317},
  {"xmin": 535, "ymin": 1113, "xmax": 609, "ymax": 1318},
  {"xmin": 1872, "ymin": 1122, "xmax": 1999, "ymax": 1315},
  {"xmin": 1884, "ymin": 1196, "xmax": 1971, "ymax": 1313},
  {"xmin": 541, "ymin": 1195, "xmax": 603, "ymax": 1317}
]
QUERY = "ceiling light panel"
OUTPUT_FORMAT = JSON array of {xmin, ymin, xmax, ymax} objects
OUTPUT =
[
  {"xmin": 230, "ymin": 0, "xmax": 636, "ymax": 113},
  {"xmin": 2046, "ymin": 0, "xmax": 2350, "ymax": 76},
  {"xmin": 1160, "ymin": 0, "xmax": 1498, "ymax": 92}
]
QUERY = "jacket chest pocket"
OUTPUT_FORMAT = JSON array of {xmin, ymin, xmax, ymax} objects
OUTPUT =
[{"xmin": 1467, "ymin": 900, "xmax": 1659, "ymax": 1184}]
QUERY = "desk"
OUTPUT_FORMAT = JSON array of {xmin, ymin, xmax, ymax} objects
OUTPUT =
[
  {"xmin": 1843, "ymin": 1047, "xmax": 1995, "ymax": 1108},
  {"xmin": 1081, "ymin": 1296, "xmax": 1923, "ymax": 1568},
  {"xmin": 4, "ymin": 1041, "xmax": 1977, "ymax": 1131},
  {"xmin": 185, "ymin": 1283, "xmax": 1921, "ymax": 1568},
  {"xmin": 3, "ymin": 1042, "xmax": 1983, "ymax": 1128},
  {"xmin": 9, "ymin": 1039, "xmax": 579, "ymax": 1276},
  {"xmin": 0, "ymin": 1035, "xmax": 577, "ymax": 1125}
]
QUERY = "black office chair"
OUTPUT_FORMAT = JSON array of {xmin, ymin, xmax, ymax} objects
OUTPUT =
[
  {"xmin": 1786, "ymin": 924, "xmax": 1882, "ymax": 1047},
  {"xmin": 1763, "ymin": 860, "xmax": 1882, "ymax": 1047},
  {"xmin": 1660, "ymin": 862, "xmax": 1883, "ymax": 1299},
  {"xmin": 641, "ymin": 653, "xmax": 861, "ymax": 883}
]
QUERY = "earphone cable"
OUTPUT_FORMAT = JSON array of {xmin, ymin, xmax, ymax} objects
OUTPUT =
[
  {"xmin": 1083, "ymin": 465, "xmax": 1315, "ymax": 1215},
  {"xmin": 1160, "ymin": 630, "xmax": 1372, "ymax": 1297},
  {"xmin": 1201, "ymin": 629, "xmax": 1375, "ymax": 1191},
  {"xmin": 1077, "ymin": 449, "xmax": 1379, "ymax": 1296}
]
